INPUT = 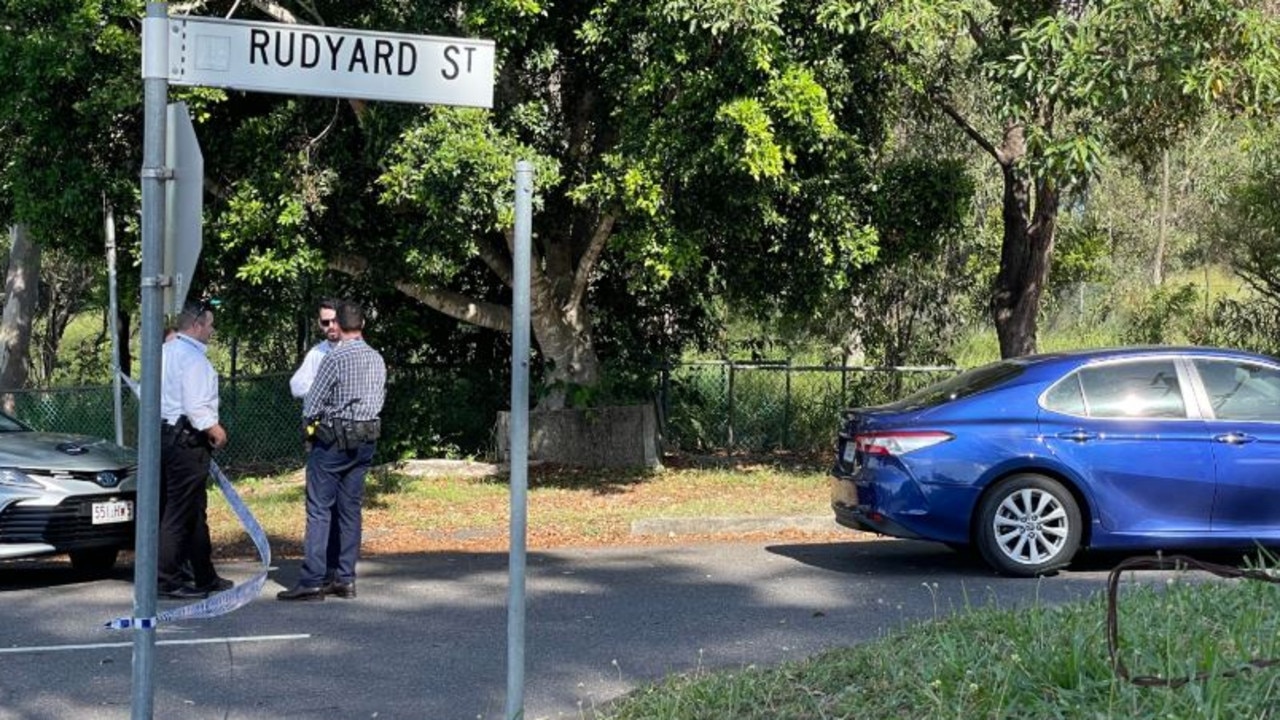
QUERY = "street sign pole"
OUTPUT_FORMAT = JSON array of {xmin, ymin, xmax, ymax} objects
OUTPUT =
[
  {"xmin": 134, "ymin": 3, "xmax": 169, "ymax": 717},
  {"xmin": 505, "ymin": 160, "xmax": 533, "ymax": 720}
]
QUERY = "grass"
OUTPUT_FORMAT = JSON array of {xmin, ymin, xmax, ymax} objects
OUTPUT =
[
  {"xmin": 205, "ymin": 452, "xmax": 840, "ymax": 558},
  {"xmin": 600, "ymin": 559, "xmax": 1280, "ymax": 719}
]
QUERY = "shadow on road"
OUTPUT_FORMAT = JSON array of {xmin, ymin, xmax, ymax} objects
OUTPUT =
[
  {"xmin": 0, "ymin": 557, "xmax": 132, "ymax": 591},
  {"xmin": 767, "ymin": 537, "xmax": 1276, "ymax": 580},
  {"xmin": 765, "ymin": 538, "xmax": 997, "ymax": 578}
]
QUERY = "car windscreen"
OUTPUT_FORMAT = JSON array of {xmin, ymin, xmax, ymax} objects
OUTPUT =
[{"xmin": 886, "ymin": 361, "xmax": 1025, "ymax": 411}]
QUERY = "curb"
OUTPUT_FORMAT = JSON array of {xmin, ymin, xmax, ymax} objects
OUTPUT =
[{"xmin": 631, "ymin": 515, "xmax": 840, "ymax": 536}]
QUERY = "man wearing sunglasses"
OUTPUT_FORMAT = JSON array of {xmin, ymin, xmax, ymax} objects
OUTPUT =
[
  {"xmin": 288, "ymin": 298, "xmax": 344, "ymax": 588},
  {"xmin": 289, "ymin": 299, "xmax": 341, "ymax": 398}
]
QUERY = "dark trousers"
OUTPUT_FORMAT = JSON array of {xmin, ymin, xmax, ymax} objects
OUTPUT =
[
  {"xmin": 158, "ymin": 434, "xmax": 216, "ymax": 589},
  {"xmin": 299, "ymin": 440, "xmax": 375, "ymax": 587}
]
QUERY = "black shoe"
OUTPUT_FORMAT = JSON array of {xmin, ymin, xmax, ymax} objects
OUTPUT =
[
  {"xmin": 195, "ymin": 576, "xmax": 234, "ymax": 594},
  {"xmin": 322, "ymin": 580, "xmax": 357, "ymax": 599},
  {"xmin": 276, "ymin": 584, "xmax": 324, "ymax": 601},
  {"xmin": 158, "ymin": 584, "xmax": 209, "ymax": 600}
]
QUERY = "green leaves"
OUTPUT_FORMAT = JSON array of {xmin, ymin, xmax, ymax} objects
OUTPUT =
[
  {"xmin": 716, "ymin": 99, "xmax": 787, "ymax": 180},
  {"xmin": 377, "ymin": 107, "xmax": 558, "ymax": 259}
]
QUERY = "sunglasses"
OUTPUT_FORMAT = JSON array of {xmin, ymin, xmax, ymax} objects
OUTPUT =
[
  {"xmin": 182, "ymin": 298, "xmax": 221, "ymax": 321},
  {"xmin": 319, "ymin": 318, "xmax": 336, "ymax": 327}
]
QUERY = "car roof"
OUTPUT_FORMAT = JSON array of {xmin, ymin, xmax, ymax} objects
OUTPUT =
[
  {"xmin": 993, "ymin": 345, "xmax": 1274, "ymax": 384},
  {"xmin": 1005, "ymin": 345, "xmax": 1280, "ymax": 375}
]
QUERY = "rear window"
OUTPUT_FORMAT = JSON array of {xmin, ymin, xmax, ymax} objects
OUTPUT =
[
  {"xmin": 1043, "ymin": 358, "xmax": 1187, "ymax": 419},
  {"xmin": 888, "ymin": 362, "xmax": 1024, "ymax": 411}
]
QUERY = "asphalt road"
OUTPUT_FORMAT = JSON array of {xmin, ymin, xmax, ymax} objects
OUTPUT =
[{"xmin": 0, "ymin": 539, "xmax": 1163, "ymax": 720}]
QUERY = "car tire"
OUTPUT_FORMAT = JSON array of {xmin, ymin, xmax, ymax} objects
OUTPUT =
[
  {"xmin": 976, "ymin": 474, "xmax": 1081, "ymax": 577},
  {"xmin": 69, "ymin": 547, "xmax": 120, "ymax": 576}
]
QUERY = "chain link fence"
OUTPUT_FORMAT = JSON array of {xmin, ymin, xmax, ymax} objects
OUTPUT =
[
  {"xmin": 3, "ymin": 362, "xmax": 958, "ymax": 467},
  {"xmin": 659, "ymin": 362, "xmax": 958, "ymax": 453}
]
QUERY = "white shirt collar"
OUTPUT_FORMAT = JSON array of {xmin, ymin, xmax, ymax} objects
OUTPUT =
[{"xmin": 176, "ymin": 333, "xmax": 208, "ymax": 353}]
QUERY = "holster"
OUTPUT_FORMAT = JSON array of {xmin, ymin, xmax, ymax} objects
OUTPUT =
[
  {"xmin": 316, "ymin": 418, "xmax": 380, "ymax": 451},
  {"xmin": 171, "ymin": 415, "xmax": 211, "ymax": 449}
]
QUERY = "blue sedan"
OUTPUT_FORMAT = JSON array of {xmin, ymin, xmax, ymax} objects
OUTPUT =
[{"xmin": 830, "ymin": 346, "xmax": 1280, "ymax": 576}]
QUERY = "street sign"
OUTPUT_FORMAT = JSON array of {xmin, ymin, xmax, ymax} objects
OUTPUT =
[
  {"xmin": 163, "ymin": 101, "xmax": 202, "ymax": 315},
  {"xmin": 166, "ymin": 16, "xmax": 495, "ymax": 108}
]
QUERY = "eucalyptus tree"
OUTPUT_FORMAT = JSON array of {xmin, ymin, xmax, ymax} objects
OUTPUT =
[
  {"xmin": 197, "ymin": 0, "xmax": 891, "ymax": 407},
  {"xmin": 831, "ymin": 0, "xmax": 1280, "ymax": 357}
]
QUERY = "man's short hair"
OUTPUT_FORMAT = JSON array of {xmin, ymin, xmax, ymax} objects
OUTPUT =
[
  {"xmin": 335, "ymin": 301, "xmax": 365, "ymax": 332},
  {"xmin": 318, "ymin": 298, "xmax": 338, "ymax": 312},
  {"xmin": 175, "ymin": 299, "xmax": 212, "ymax": 331}
]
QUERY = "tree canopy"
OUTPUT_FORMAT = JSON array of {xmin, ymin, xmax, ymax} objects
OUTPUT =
[{"xmin": 839, "ymin": 0, "xmax": 1280, "ymax": 356}]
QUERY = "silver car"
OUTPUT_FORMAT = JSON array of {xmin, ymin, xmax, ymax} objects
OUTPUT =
[{"xmin": 0, "ymin": 412, "xmax": 137, "ymax": 574}]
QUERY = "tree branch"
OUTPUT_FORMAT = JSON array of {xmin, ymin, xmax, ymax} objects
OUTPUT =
[
  {"xmin": 391, "ymin": 281, "xmax": 512, "ymax": 333},
  {"xmin": 930, "ymin": 88, "xmax": 1003, "ymax": 163},
  {"xmin": 327, "ymin": 255, "xmax": 512, "ymax": 333},
  {"xmin": 245, "ymin": 0, "xmax": 298, "ymax": 23},
  {"xmin": 566, "ymin": 213, "xmax": 615, "ymax": 315},
  {"xmin": 478, "ymin": 233, "xmax": 514, "ymax": 287},
  {"xmin": 964, "ymin": 10, "xmax": 986, "ymax": 47}
]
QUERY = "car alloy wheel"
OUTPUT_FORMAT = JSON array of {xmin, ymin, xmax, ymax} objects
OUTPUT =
[{"xmin": 976, "ymin": 474, "xmax": 1081, "ymax": 577}]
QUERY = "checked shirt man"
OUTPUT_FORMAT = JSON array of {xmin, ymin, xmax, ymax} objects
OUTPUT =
[{"xmin": 278, "ymin": 301, "xmax": 386, "ymax": 601}]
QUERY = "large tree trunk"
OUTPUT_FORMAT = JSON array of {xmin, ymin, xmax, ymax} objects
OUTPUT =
[
  {"xmin": 0, "ymin": 224, "xmax": 41, "ymax": 399},
  {"xmin": 529, "ymin": 264, "xmax": 600, "ymax": 409},
  {"xmin": 990, "ymin": 138, "xmax": 1059, "ymax": 359}
]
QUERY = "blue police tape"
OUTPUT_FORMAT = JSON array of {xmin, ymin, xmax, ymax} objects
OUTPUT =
[
  {"xmin": 106, "ymin": 617, "xmax": 156, "ymax": 630},
  {"xmin": 107, "ymin": 374, "xmax": 273, "ymax": 629}
]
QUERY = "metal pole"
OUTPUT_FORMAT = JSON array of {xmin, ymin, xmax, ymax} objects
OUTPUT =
[
  {"xmin": 727, "ymin": 361, "xmax": 735, "ymax": 451},
  {"xmin": 105, "ymin": 201, "xmax": 124, "ymax": 446},
  {"xmin": 133, "ymin": 4, "xmax": 169, "ymax": 717},
  {"xmin": 505, "ymin": 160, "xmax": 533, "ymax": 720},
  {"xmin": 784, "ymin": 359, "xmax": 792, "ymax": 449}
]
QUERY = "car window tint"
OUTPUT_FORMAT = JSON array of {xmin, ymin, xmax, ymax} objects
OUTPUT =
[
  {"xmin": 1043, "ymin": 373, "xmax": 1087, "ymax": 416},
  {"xmin": 889, "ymin": 361, "xmax": 1024, "ymax": 410},
  {"xmin": 0, "ymin": 413, "xmax": 27, "ymax": 432},
  {"xmin": 1194, "ymin": 358, "xmax": 1280, "ymax": 422},
  {"xmin": 1077, "ymin": 360, "xmax": 1187, "ymax": 419}
]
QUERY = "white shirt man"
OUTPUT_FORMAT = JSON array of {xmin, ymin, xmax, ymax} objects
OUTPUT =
[
  {"xmin": 290, "ymin": 301, "xmax": 342, "ymax": 399},
  {"xmin": 157, "ymin": 300, "xmax": 229, "ymax": 598}
]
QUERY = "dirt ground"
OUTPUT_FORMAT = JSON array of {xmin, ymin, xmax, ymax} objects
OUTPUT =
[{"xmin": 216, "ymin": 454, "xmax": 853, "ymax": 559}]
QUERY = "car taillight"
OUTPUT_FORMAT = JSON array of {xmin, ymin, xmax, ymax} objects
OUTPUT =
[{"xmin": 854, "ymin": 431, "xmax": 953, "ymax": 456}]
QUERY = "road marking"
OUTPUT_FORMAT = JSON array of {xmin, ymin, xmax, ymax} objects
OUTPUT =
[{"xmin": 0, "ymin": 633, "xmax": 311, "ymax": 654}]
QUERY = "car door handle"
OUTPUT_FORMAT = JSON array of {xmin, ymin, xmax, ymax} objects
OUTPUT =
[
  {"xmin": 1214, "ymin": 432, "xmax": 1257, "ymax": 445},
  {"xmin": 1056, "ymin": 430, "xmax": 1097, "ymax": 442}
]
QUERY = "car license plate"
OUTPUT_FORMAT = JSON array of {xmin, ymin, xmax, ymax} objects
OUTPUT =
[{"xmin": 91, "ymin": 500, "xmax": 133, "ymax": 525}]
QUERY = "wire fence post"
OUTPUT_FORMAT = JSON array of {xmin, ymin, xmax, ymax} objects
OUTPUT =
[
  {"xmin": 783, "ymin": 359, "xmax": 792, "ymax": 449},
  {"xmin": 841, "ymin": 353, "xmax": 849, "ymax": 407},
  {"xmin": 726, "ymin": 361, "xmax": 736, "ymax": 452}
]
